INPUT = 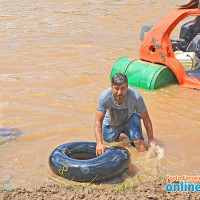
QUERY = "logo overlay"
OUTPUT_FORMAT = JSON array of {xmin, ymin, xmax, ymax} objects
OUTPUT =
[
  {"xmin": 166, "ymin": 175, "xmax": 200, "ymax": 192},
  {"xmin": 58, "ymin": 165, "xmax": 68, "ymax": 175}
]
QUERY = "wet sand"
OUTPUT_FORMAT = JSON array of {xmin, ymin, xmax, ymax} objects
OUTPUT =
[{"xmin": 1, "ymin": 181, "xmax": 200, "ymax": 200}]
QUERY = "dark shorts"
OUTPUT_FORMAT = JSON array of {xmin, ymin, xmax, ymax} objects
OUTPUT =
[{"xmin": 103, "ymin": 113, "xmax": 144, "ymax": 143}]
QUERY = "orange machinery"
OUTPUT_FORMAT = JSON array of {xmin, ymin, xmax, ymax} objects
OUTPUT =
[{"xmin": 140, "ymin": 8, "xmax": 200, "ymax": 90}]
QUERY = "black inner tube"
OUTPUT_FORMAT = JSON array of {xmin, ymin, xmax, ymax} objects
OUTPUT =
[
  {"xmin": 64, "ymin": 145, "xmax": 97, "ymax": 160},
  {"xmin": 63, "ymin": 145, "xmax": 117, "ymax": 160},
  {"xmin": 49, "ymin": 142, "xmax": 131, "ymax": 182},
  {"xmin": 65, "ymin": 152, "xmax": 97, "ymax": 160}
]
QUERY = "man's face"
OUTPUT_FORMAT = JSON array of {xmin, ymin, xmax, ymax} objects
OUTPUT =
[{"xmin": 111, "ymin": 82, "xmax": 128, "ymax": 102}]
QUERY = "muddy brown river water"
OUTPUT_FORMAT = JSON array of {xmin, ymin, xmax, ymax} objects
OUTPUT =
[{"xmin": 0, "ymin": 0, "xmax": 200, "ymax": 190}]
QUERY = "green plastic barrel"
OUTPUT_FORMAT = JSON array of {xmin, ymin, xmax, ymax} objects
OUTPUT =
[{"xmin": 110, "ymin": 57, "xmax": 177, "ymax": 90}]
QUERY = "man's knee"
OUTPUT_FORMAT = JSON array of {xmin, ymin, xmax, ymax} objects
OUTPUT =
[
  {"xmin": 103, "ymin": 126, "xmax": 121, "ymax": 143},
  {"xmin": 133, "ymin": 139, "xmax": 148, "ymax": 152}
]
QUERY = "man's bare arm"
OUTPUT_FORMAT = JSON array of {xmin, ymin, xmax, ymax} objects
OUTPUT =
[
  {"xmin": 140, "ymin": 110, "xmax": 157, "ymax": 147},
  {"xmin": 94, "ymin": 110, "xmax": 106, "ymax": 156}
]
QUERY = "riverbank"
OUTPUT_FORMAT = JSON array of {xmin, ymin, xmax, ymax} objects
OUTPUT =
[{"xmin": 1, "ymin": 180, "xmax": 200, "ymax": 200}]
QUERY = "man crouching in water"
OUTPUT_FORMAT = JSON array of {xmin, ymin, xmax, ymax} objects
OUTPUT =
[{"xmin": 94, "ymin": 73, "xmax": 157, "ymax": 156}]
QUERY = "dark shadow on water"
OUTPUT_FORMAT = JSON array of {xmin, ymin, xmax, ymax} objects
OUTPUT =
[{"xmin": 0, "ymin": 128, "xmax": 23, "ymax": 145}]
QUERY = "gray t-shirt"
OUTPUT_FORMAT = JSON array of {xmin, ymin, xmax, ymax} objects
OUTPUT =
[{"xmin": 97, "ymin": 87, "xmax": 147, "ymax": 127}]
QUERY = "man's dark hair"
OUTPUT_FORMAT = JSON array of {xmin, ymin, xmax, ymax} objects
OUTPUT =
[{"xmin": 111, "ymin": 73, "xmax": 128, "ymax": 86}]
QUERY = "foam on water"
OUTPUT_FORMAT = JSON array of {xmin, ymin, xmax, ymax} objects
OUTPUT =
[{"xmin": 146, "ymin": 145, "xmax": 165, "ymax": 160}]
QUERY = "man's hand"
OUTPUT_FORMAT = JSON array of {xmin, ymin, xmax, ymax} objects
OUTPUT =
[
  {"xmin": 148, "ymin": 138, "xmax": 157, "ymax": 148},
  {"xmin": 96, "ymin": 143, "xmax": 106, "ymax": 156}
]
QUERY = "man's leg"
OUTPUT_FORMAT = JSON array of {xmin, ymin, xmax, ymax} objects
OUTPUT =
[
  {"xmin": 133, "ymin": 139, "xmax": 148, "ymax": 152},
  {"xmin": 102, "ymin": 125, "xmax": 123, "ymax": 143},
  {"xmin": 125, "ymin": 113, "xmax": 148, "ymax": 152}
]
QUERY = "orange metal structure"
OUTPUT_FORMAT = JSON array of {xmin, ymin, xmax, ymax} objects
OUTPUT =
[{"xmin": 140, "ymin": 8, "xmax": 200, "ymax": 90}]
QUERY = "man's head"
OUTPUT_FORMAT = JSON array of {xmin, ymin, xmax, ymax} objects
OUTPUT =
[
  {"xmin": 111, "ymin": 73, "xmax": 128, "ymax": 102},
  {"xmin": 111, "ymin": 73, "xmax": 128, "ymax": 86}
]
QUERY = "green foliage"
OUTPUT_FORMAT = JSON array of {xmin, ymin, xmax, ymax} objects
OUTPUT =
[
  {"xmin": 65, "ymin": 184, "xmax": 84, "ymax": 190},
  {"xmin": 111, "ymin": 183, "xmax": 138, "ymax": 194}
]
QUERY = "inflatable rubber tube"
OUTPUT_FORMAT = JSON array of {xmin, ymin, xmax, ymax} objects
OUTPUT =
[{"xmin": 49, "ymin": 142, "xmax": 131, "ymax": 182}]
